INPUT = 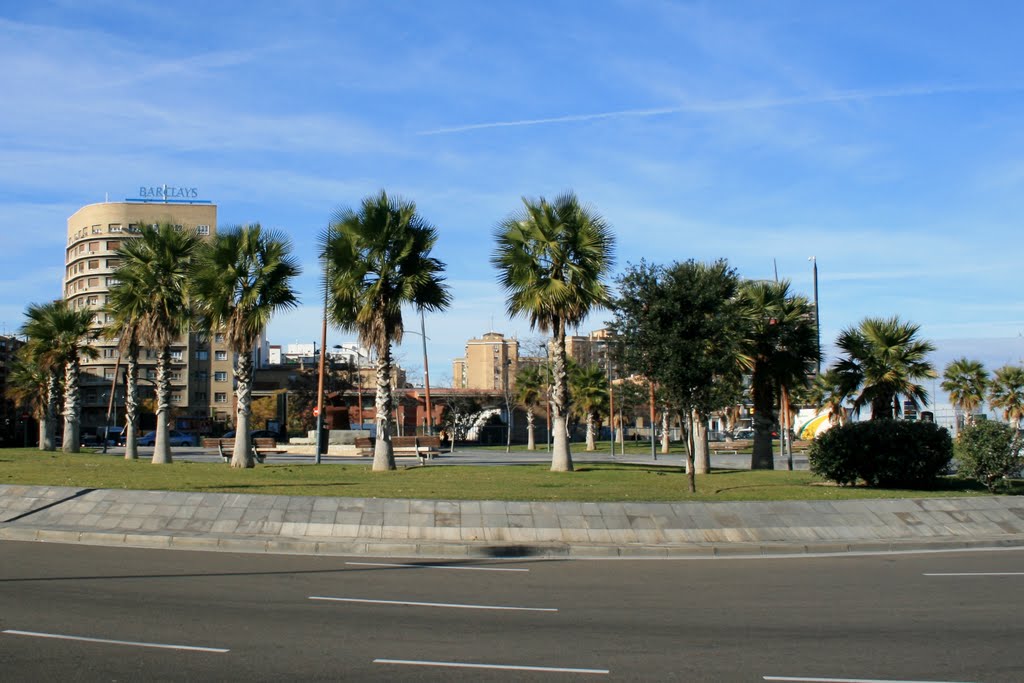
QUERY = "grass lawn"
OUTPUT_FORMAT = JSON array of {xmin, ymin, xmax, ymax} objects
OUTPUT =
[{"xmin": 1, "ymin": 447, "xmax": 1014, "ymax": 502}]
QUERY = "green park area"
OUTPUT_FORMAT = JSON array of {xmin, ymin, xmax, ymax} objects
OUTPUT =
[{"xmin": 2, "ymin": 447, "xmax": 1013, "ymax": 502}]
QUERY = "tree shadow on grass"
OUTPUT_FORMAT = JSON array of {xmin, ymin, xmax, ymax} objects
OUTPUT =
[{"xmin": 196, "ymin": 482, "xmax": 357, "ymax": 491}]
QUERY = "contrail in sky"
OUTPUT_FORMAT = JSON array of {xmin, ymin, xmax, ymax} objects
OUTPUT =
[{"xmin": 418, "ymin": 83, "xmax": 1019, "ymax": 135}]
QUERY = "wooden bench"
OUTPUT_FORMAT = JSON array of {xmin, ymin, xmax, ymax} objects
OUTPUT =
[
  {"xmin": 203, "ymin": 437, "xmax": 283, "ymax": 463},
  {"xmin": 354, "ymin": 435, "xmax": 441, "ymax": 464}
]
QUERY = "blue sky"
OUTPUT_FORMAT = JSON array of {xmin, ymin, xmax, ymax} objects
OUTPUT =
[{"xmin": 1, "ymin": 1, "xmax": 1023, "ymax": 401}]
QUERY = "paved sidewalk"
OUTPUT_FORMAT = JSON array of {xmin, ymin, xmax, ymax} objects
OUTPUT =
[{"xmin": 3, "ymin": 484, "xmax": 1024, "ymax": 559}]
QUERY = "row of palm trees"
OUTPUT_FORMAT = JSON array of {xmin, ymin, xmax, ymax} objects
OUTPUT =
[
  {"xmin": 14, "ymin": 224, "xmax": 300, "ymax": 467},
  {"xmin": 941, "ymin": 358, "xmax": 1024, "ymax": 429}
]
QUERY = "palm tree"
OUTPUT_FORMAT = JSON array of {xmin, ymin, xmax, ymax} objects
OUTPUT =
[
  {"xmin": 321, "ymin": 190, "xmax": 451, "ymax": 471},
  {"xmin": 192, "ymin": 224, "xmax": 300, "ymax": 468},
  {"xmin": 737, "ymin": 280, "xmax": 819, "ymax": 469},
  {"xmin": 806, "ymin": 368, "xmax": 849, "ymax": 427},
  {"xmin": 5, "ymin": 347, "xmax": 50, "ymax": 448},
  {"xmin": 831, "ymin": 316, "xmax": 936, "ymax": 421},
  {"xmin": 515, "ymin": 364, "xmax": 547, "ymax": 450},
  {"xmin": 105, "ymin": 254, "xmax": 153, "ymax": 460},
  {"xmin": 492, "ymin": 192, "xmax": 615, "ymax": 472},
  {"xmin": 989, "ymin": 365, "xmax": 1024, "ymax": 428},
  {"xmin": 115, "ymin": 224, "xmax": 201, "ymax": 464},
  {"xmin": 21, "ymin": 301, "xmax": 98, "ymax": 452},
  {"xmin": 570, "ymin": 362, "xmax": 608, "ymax": 451},
  {"xmin": 941, "ymin": 357, "xmax": 988, "ymax": 432}
]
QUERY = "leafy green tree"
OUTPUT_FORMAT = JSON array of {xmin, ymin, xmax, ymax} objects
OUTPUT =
[
  {"xmin": 21, "ymin": 301, "xmax": 98, "ymax": 452},
  {"xmin": 116, "ymin": 224, "xmax": 202, "ymax": 464},
  {"xmin": 515, "ymin": 363, "xmax": 548, "ymax": 450},
  {"xmin": 737, "ymin": 280, "xmax": 819, "ymax": 469},
  {"xmin": 570, "ymin": 362, "xmax": 608, "ymax": 451},
  {"xmin": 941, "ymin": 357, "xmax": 989, "ymax": 432},
  {"xmin": 192, "ymin": 224, "xmax": 300, "ymax": 468},
  {"xmin": 321, "ymin": 190, "xmax": 451, "ymax": 471},
  {"xmin": 492, "ymin": 192, "xmax": 615, "ymax": 472},
  {"xmin": 955, "ymin": 421, "xmax": 1022, "ymax": 492},
  {"xmin": 988, "ymin": 365, "xmax": 1024, "ymax": 428},
  {"xmin": 831, "ymin": 316, "xmax": 936, "ymax": 422},
  {"xmin": 611, "ymin": 260, "xmax": 742, "ymax": 490}
]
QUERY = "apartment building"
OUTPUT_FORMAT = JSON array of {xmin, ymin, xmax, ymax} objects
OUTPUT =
[
  {"xmin": 64, "ymin": 197, "xmax": 235, "ymax": 433},
  {"xmin": 451, "ymin": 331, "xmax": 520, "ymax": 391}
]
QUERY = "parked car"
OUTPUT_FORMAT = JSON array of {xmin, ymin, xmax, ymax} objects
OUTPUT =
[
  {"xmin": 732, "ymin": 429, "xmax": 755, "ymax": 440},
  {"xmin": 136, "ymin": 430, "xmax": 198, "ymax": 447}
]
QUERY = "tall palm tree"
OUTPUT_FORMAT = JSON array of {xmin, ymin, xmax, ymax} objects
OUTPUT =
[
  {"xmin": 570, "ymin": 362, "xmax": 608, "ymax": 451},
  {"xmin": 321, "ymin": 190, "xmax": 451, "ymax": 471},
  {"xmin": 115, "ymin": 224, "xmax": 201, "ymax": 464},
  {"xmin": 105, "ymin": 253, "xmax": 153, "ymax": 460},
  {"xmin": 989, "ymin": 365, "xmax": 1024, "ymax": 428},
  {"xmin": 492, "ymin": 192, "xmax": 615, "ymax": 472},
  {"xmin": 831, "ymin": 316, "xmax": 936, "ymax": 421},
  {"xmin": 192, "ymin": 224, "xmax": 300, "ymax": 468},
  {"xmin": 737, "ymin": 280, "xmax": 819, "ymax": 469},
  {"xmin": 515, "ymin": 364, "xmax": 547, "ymax": 450},
  {"xmin": 941, "ymin": 357, "xmax": 989, "ymax": 432},
  {"xmin": 5, "ymin": 347, "xmax": 50, "ymax": 448},
  {"xmin": 21, "ymin": 301, "xmax": 98, "ymax": 452}
]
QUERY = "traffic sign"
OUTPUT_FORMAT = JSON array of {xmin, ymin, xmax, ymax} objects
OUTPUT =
[{"xmin": 312, "ymin": 406, "xmax": 320, "ymax": 417}]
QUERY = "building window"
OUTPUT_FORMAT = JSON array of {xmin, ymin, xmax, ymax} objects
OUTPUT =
[
  {"xmin": 87, "ymin": 261, "xmax": 99, "ymax": 270},
  {"xmin": 195, "ymin": 350, "xmax": 209, "ymax": 361},
  {"xmin": 104, "ymin": 369, "xmax": 115, "ymax": 379},
  {"xmin": 196, "ymin": 224, "xmax": 210, "ymax": 235},
  {"xmin": 106, "ymin": 277, "xmax": 120, "ymax": 286},
  {"xmin": 169, "ymin": 371, "xmax": 182, "ymax": 381},
  {"xmin": 171, "ymin": 393, "xmax": 182, "ymax": 404},
  {"xmin": 87, "ymin": 277, "xmax": 99, "ymax": 287},
  {"xmin": 102, "ymin": 348, "xmax": 119, "ymax": 358},
  {"xmin": 109, "ymin": 224, "xmax": 122, "ymax": 233},
  {"xmin": 170, "ymin": 350, "xmax": 183, "ymax": 361},
  {"xmin": 214, "ymin": 332, "xmax": 224, "ymax": 343},
  {"xmin": 92, "ymin": 225, "xmax": 103, "ymax": 234},
  {"xmin": 106, "ymin": 259, "xmax": 120, "ymax": 268},
  {"xmin": 215, "ymin": 392, "xmax": 227, "ymax": 403},
  {"xmin": 215, "ymin": 350, "xmax": 227, "ymax": 361},
  {"xmin": 214, "ymin": 371, "xmax": 228, "ymax": 382},
  {"xmin": 127, "ymin": 224, "xmax": 140, "ymax": 234}
]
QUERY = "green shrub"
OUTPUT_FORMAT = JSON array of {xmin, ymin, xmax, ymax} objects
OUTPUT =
[
  {"xmin": 954, "ymin": 421, "xmax": 1023, "ymax": 492},
  {"xmin": 809, "ymin": 420, "xmax": 953, "ymax": 488}
]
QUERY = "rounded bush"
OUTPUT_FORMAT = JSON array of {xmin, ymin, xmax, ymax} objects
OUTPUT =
[
  {"xmin": 809, "ymin": 420, "xmax": 953, "ymax": 488},
  {"xmin": 954, "ymin": 421, "xmax": 1023, "ymax": 492}
]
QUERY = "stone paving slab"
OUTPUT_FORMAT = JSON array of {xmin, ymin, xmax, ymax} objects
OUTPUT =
[{"xmin": 2, "ymin": 484, "xmax": 1024, "ymax": 559}]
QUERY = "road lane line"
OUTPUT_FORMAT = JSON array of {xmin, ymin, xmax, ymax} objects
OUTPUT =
[
  {"xmin": 764, "ymin": 676, "xmax": 977, "ymax": 683},
  {"xmin": 924, "ymin": 572, "xmax": 1024, "ymax": 576},
  {"xmin": 2, "ymin": 630, "xmax": 228, "ymax": 653},
  {"xmin": 346, "ymin": 561, "xmax": 528, "ymax": 572},
  {"xmin": 309, "ymin": 596, "xmax": 556, "ymax": 611},
  {"xmin": 375, "ymin": 658, "xmax": 608, "ymax": 674}
]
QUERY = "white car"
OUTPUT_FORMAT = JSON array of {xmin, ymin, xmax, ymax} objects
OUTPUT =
[{"xmin": 136, "ymin": 430, "xmax": 198, "ymax": 447}]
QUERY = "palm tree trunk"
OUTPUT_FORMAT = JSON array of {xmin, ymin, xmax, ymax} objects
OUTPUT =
[
  {"xmin": 751, "ymin": 367, "xmax": 775, "ymax": 469},
  {"xmin": 152, "ymin": 347, "xmax": 173, "ymax": 464},
  {"xmin": 550, "ymin": 320, "xmax": 573, "ymax": 472},
  {"xmin": 685, "ymin": 411, "xmax": 696, "ymax": 493},
  {"xmin": 62, "ymin": 357, "xmax": 81, "ymax": 453},
  {"xmin": 693, "ymin": 409, "xmax": 710, "ymax": 474},
  {"xmin": 372, "ymin": 343, "xmax": 396, "ymax": 471},
  {"xmin": 231, "ymin": 351, "xmax": 255, "ymax": 468},
  {"xmin": 42, "ymin": 371, "xmax": 59, "ymax": 451},
  {"xmin": 124, "ymin": 348, "xmax": 139, "ymax": 460},
  {"xmin": 526, "ymin": 410, "xmax": 536, "ymax": 450}
]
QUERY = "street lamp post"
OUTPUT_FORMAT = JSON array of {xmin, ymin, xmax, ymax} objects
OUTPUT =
[
  {"xmin": 403, "ymin": 311, "xmax": 433, "ymax": 436},
  {"xmin": 809, "ymin": 256, "xmax": 820, "ymax": 376},
  {"xmin": 314, "ymin": 268, "xmax": 329, "ymax": 465}
]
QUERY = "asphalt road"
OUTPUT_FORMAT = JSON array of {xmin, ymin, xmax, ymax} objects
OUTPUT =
[{"xmin": 1, "ymin": 541, "xmax": 1021, "ymax": 681}]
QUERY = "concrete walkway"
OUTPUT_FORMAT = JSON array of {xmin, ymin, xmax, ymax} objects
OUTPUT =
[{"xmin": 2, "ymin": 484, "xmax": 1023, "ymax": 559}]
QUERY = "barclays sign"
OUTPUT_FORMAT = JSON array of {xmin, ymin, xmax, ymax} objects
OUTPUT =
[{"xmin": 140, "ymin": 185, "xmax": 198, "ymax": 200}]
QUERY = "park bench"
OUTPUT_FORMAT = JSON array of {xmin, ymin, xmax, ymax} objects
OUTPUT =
[
  {"xmin": 203, "ymin": 437, "xmax": 283, "ymax": 463},
  {"xmin": 354, "ymin": 435, "xmax": 441, "ymax": 464}
]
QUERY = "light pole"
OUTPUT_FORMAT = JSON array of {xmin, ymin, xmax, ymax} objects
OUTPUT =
[
  {"xmin": 314, "ymin": 268, "xmax": 329, "ymax": 465},
  {"xmin": 403, "ymin": 311, "xmax": 433, "ymax": 435},
  {"xmin": 809, "ymin": 256, "xmax": 820, "ymax": 376}
]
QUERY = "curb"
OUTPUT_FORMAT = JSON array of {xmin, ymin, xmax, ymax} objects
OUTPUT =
[{"xmin": 5, "ymin": 525, "xmax": 1024, "ymax": 560}]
